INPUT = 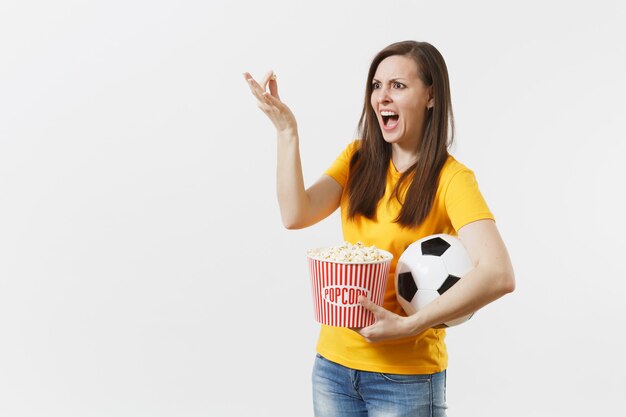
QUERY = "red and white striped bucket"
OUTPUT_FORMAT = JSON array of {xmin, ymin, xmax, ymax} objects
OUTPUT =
[{"xmin": 307, "ymin": 254, "xmax": 392, "ymax": 327}]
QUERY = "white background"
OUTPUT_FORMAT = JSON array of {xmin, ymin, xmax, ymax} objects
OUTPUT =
[{"xmin": 1, "ymin": 1, "xmax": 625, "ymax": 416}]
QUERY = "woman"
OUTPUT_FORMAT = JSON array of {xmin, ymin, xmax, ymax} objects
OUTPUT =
[{"xmin": 244, "ymin": 41, "xmax": 515, "ymax": 417}]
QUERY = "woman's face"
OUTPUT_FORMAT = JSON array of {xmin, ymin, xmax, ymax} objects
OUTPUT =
[{"xmin": 370, "ymin": 55, "xmax": 433, "ymax": 148}]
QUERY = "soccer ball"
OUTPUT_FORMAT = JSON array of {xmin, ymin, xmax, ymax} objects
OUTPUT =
[{"xmin": 395, "ymin": 234, "xmax": 475, "ymax": 327}]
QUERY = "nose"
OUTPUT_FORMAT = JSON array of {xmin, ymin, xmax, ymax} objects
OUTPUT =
[{"xmin": 376, "ymin": 85, "xmax": 392, "ymax": 104}]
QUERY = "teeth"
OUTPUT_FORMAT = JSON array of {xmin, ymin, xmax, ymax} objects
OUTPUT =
[{"xmin": 380, "ymin": 110, "xmax": 398, "ymax": 116}]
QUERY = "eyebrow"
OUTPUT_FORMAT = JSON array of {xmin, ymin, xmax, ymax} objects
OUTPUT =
[{"xmin": 372, "ymin": 77, "xmax": 408, "ymax": 83}]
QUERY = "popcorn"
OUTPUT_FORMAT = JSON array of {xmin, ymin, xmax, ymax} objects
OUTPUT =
[{"xmin": 307, "ymin": 241, "xmax": 391, "ymax": 263}]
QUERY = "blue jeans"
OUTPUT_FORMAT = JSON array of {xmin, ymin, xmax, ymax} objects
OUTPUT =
[{"xmin": 312, "ymin": 354, "xmax": 447, "ymax": 417}]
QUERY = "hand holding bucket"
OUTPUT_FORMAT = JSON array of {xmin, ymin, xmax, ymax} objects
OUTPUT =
[{"xmin": 307, "ymin": 245, "xmax": 392, "ymax": 327}]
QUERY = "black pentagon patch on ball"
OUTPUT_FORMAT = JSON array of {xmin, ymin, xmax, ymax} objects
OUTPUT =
[
  {"xmin": 421, "ymin": 237, "xmax": 451, "ymax": 257},
  {"xmin": 437, "ymin": 275, "xmax": 460, "ymax": 295},
  {"xmin": 397, "ymin": 271, "xmax": 418, "ymax": 302}
]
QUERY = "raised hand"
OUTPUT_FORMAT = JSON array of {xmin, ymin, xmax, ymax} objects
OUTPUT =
[{"xmin": 243, "ymin": 70, "xmax": 297, "ymax": 135}]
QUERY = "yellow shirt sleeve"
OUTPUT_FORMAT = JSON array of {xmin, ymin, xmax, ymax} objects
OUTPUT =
[
  {"xmin": 324, "ymin": 140, "xmax": 360, "ymax": 187},
  {"xmin": 443, "ymin": 166, "xmax": 494, "ymax": 231}
]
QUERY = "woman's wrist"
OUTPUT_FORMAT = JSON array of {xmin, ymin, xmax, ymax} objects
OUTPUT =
[
  {"xmin": 276, "ymin": 127, "xmax": 298, "ymax": 142},
  {"xmin": 405, "ymin": 312, "xmax": 428, "ymax": 337}
]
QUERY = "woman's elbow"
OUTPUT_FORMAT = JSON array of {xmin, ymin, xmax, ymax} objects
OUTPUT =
[
  {"xmin": 498, "ymin": 267, "xmax": 516, "ymax": 295},
  {"xmin": 281, "ymin": 215, "xmax": 307, "ymax": 230},
  {"xmin": 283, "ymin": 221, "xmax": 303, "ymax": 230}
]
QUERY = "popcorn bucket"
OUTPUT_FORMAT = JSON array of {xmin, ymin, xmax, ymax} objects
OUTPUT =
[{"xmin": 307, "ymin": 253, "xmax": 392, "ymax": 327}]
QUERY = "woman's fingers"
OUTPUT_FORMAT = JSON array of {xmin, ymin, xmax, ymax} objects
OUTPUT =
[
  {"xmin": 245, "ymin": 70, "xmax": 296, "ymax": 132},
  {"xmin": 261, "ymin": 70, "xmax": 280, "ymax": 100},
  {"xmin": 359, "ymin": 296, "xmax": 386, "ymax": 318},
  {"xmin": 245, "ymin": 71, "xmax": 280, "ymax": 100},
  {"xmin": 254, "ymin": 90, "xmax": 280, "ymax": 116},
  {"xmin": 244, "ymin": 73, "xmax": 267, "ymax": 102},
  {"xmin": 269, "ymin": 77, "xmax": 280, "ymax": 99},
  {"xmin": 260, "ymin": 70, "xmax": 274, "ymax": 90},
  {"xmin": 244, "ymin": 71, "xmax": 270, "ymax": 95}
]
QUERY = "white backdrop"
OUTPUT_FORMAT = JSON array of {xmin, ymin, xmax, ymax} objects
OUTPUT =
[{"xmin": 1, "ymin": 1, "xmax": 625, "ymax": 416}]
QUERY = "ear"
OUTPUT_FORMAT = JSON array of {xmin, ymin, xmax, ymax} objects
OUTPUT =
[{"xmin": 427, "ymin": 86, "xmax": 434, "ymax": 109}]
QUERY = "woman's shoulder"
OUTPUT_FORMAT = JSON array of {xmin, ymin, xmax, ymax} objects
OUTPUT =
[
  {"xmin": 331, "ymin": 139, "xmax": 361, "ymax": 162},
  {"xmin": 325, "ymin": 139, "xmax": 362, "ymax": 182},
  {"xmin": 345, "ymin": 139, "xmax": 361, "ymax": 154},
  {"xmin": 442, "ymin": 153, "xmax": 472, "ymax": 171},
  {"xmin": 440, "ymin": 154, "xmax": 476, "ymax": 182}
]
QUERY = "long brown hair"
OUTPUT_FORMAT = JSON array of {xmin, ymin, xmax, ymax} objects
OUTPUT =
[{"xmin": 346, "ymin": 41, "xmax": 455, "ymax": 228}]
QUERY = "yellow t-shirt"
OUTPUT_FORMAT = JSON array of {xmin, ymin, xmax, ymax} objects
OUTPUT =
[{"xmin": 317, "ymin": 140, "xmax": 494, "ymax": 374}]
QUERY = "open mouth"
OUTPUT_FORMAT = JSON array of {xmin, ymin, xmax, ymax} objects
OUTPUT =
[{"xmin": 381, "ymin": 110, "xmax": 399, "ymax": 128}]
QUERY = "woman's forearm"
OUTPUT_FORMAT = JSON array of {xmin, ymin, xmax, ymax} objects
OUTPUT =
[
  {"xmin": 406, "ymin": 262, "xmax": 515, "ymax": 335},
  {"xmin": 276, "ymin": 129, "xmax": 309, "ymax": 229}
]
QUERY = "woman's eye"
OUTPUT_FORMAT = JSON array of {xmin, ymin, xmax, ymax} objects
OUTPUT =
[
  {"xmin": 372, "ymin": 82, "xmax": 381, "ymax": 89},
  {"xmin": 393, "ymin": 82, "xmax": 404, "ymax": 89}
]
